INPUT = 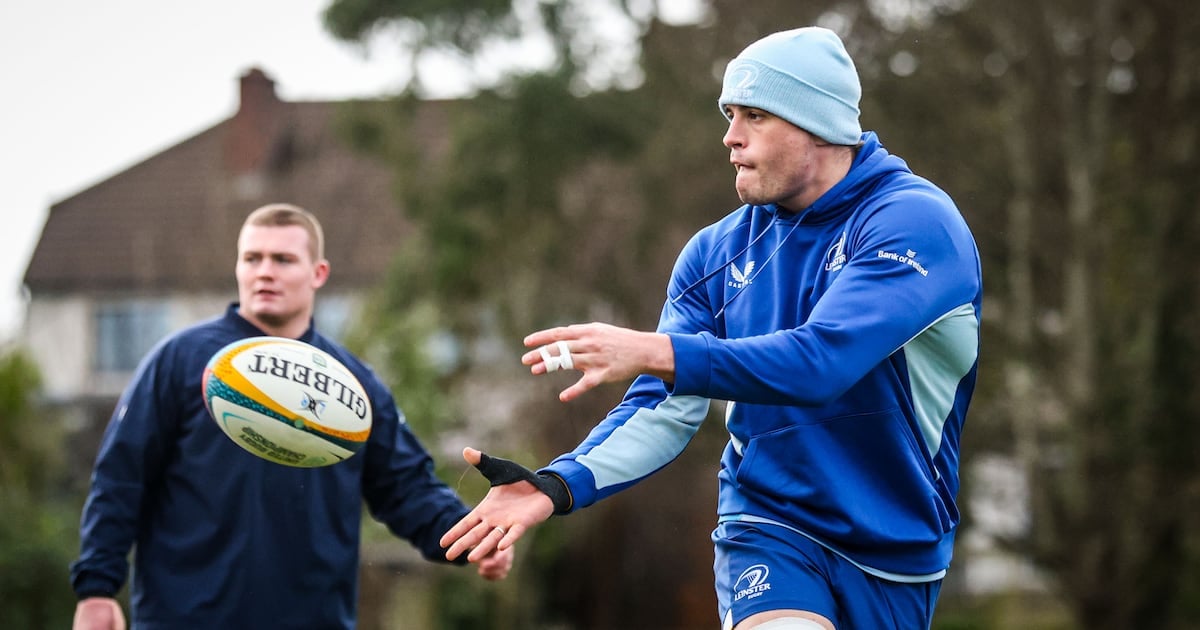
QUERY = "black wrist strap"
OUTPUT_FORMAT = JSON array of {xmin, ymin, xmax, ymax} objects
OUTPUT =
[{"xmin": 473, "ymin": 452, "xmax": 573, "ymax": 514}]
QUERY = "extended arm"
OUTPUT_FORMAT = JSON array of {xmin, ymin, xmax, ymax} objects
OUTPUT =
[{"xmin": 523, "ymin": 195, "xmax": 980, "ymax": 407}]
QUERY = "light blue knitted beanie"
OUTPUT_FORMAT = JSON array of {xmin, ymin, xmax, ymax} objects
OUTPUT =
[{"xmin": 718, "ymin": 27, "xmax": 862, "ymax": 145}]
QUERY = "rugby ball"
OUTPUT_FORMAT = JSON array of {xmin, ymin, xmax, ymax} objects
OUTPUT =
[{"xmin": 202, "ymin": 337, "xmax": 372, "ymax": 467}]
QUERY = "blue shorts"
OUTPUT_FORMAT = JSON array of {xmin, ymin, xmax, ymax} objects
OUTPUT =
[{"xmin": 713, "ymin": 521, "xmax": 942, "ymax": 629}]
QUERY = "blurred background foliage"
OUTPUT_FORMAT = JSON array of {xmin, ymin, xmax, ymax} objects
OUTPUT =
[
  {"xmin": 4, "ymin": 0, "xmax": 1197, "ymax": 628},
  {"xmin": 0, "ymin": 350, "xmax": 77, "ymax": 629}
]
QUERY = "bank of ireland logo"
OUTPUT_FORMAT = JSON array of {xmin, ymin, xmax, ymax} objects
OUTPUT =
[
  {"xmin": 825, "ymin": 231, "xmax": 847, "ymax": 272},
  {"xmin": 877, "ymin": 247, "xmax": 930, "ymax": 277},
  {"xmin": 726, "ymin": 62, "xmax": 759, "ymax": 100},
  {"xmin": 729, "ymin": 260, "xmax": 756, "ymax": 289},
  {"xmin": 734, "ymin": 563, "xmax": 772, "ymax": 602}
]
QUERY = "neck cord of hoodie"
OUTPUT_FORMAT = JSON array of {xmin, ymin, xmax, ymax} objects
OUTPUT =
[{"xmin": 668, "ymin": 211, "xmax": 802, "ymax": 320}]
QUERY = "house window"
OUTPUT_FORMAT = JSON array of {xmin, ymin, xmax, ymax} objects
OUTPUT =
[{"xmin": 95, "ymin": 300, "xmax": 170, "ymax": 372}]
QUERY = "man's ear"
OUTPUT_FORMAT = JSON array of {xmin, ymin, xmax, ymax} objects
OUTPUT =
[{"xmin": 312, "ymin": 259, "xmax": 331, "ymax": 289}]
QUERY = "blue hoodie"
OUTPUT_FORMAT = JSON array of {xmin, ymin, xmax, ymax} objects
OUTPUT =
[
  {"xmin": 70, "ymin": 305, "xmax": 469, "ymax": 629},
  {"xmin": 542, "ymin": 133, "xmax": 982, "ymax": 580}
]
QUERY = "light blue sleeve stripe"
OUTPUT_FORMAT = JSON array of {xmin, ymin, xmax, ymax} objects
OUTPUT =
[
  {"xmin": 902, "ymin": 302, "xmax": 979, "ymax": 457},
  {"xmin": 577, "ymin": 395, "xmax": 711, "ymax": 490}
]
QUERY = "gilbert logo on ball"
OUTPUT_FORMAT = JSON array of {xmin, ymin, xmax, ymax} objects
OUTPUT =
[{"xmin": 203, "ymin": 337, "xmax": 372, "ymax": 467}]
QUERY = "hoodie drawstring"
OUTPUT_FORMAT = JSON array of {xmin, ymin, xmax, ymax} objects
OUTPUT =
[{"xmin": 668, "ymin": 212, "xmax": 802, "ymax": 320}]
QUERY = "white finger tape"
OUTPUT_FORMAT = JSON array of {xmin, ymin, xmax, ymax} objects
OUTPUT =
[
  {"xmin": 538, "ymin": 345, "xmax": 558, "ymax": 372},
  {"xmin": 556, "ymin": 341, "xmax": 574, "ymax": 370},
  {"xmin": 539, "ymin": 341, "xmax": 574, "ymax": 373}
]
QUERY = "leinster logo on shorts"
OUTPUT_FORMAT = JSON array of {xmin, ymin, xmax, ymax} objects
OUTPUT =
[{"xmin": 734, "ymin": 563, "xmax": 772, "ymax": 602}]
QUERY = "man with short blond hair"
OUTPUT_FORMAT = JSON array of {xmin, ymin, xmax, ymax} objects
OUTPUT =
[{"xmin": 72, "ymin": 203, "xmax": 512, "ymax": 630}]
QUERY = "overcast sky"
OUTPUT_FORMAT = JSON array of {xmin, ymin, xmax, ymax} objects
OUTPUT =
[{"xmin": 0, "ymin": 0, "xmax": 430, "ymax": 342}]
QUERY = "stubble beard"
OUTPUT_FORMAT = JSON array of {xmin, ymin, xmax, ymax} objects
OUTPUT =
[
  {"xmin": 734, "ymin": 174, "xmax": 774, "ymax": 207},
  {"xmin": 241, "ymin": 297, "xmax": 303, "ymax": 334}
]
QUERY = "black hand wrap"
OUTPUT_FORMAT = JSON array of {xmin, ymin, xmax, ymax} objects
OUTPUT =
[{"xmin": 473, "ymin": 452, "xmax": 574, "ymax": 514}]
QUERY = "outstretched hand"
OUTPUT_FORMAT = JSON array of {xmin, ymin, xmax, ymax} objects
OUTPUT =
[
  {"xmin": 440, "ymin": 448, "xmax": 555, "ymax": 563},
  {"xmin": 521, "ymin": 323, "xmax": 675, "ymax": 402}
]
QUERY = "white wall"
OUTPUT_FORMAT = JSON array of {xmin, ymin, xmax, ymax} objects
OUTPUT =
[{"xmin": 23, "ymin": 296, "xmax": 90, "ymax": 401}]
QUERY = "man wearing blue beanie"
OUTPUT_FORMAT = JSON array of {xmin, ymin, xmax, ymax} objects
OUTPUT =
[{"xmin": 441, "ymin": 27, "xmax": 981, "ymax": 630}]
